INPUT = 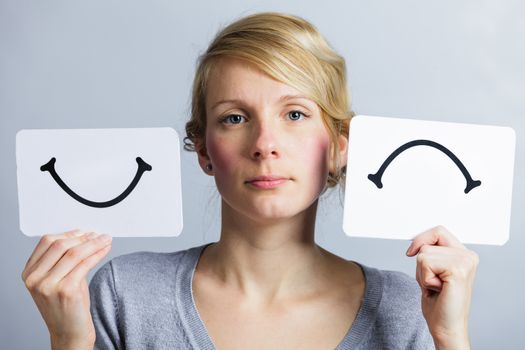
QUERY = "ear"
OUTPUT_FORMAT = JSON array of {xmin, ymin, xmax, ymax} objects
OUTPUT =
[
  {"xmin": 196, "ymin": 142, "xmax": 214, "ymax": 176},
  {"xmin": 330, "ymin": 134, "xmax": 348, "ymax": 173},
  {"xmin": 337, "ymin": 134, "xmax": 348, "ymax": 168}
]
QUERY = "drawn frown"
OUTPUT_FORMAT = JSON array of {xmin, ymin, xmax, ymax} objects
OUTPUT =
[{"xmin": 367, "ymin": 139, "xmax": 481, "ymax": 194}]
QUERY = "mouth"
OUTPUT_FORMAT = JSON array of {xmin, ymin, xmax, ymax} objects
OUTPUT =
[{"xmin": 245, "ymin": 175, "xmax": 290, "ymax": 189}]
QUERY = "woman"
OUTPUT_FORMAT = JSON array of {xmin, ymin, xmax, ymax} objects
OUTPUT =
[{"xmin": 22, "ymin": 12, "xmax": 478, "ymax": 350}]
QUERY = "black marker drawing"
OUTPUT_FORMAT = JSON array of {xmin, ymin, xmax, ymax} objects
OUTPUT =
[
  {"xmin": 40, "ymin": 157, "xmax": 152, "ymax": 208},
  {"xmin": 368, "ymin": 139, "xmax": 481, "ymax": 194}
]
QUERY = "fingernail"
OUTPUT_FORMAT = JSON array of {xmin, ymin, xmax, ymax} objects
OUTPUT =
[
  {"xmin": 98, "ymin": 234, "xmax": 112, "ymax": 243},
  {"xmin": 74, "ymin": 229, "xmax": 91, "ymax": 237},
  {"xmin": 406, "ymin": 245, "xmax": 413, "ymax": 256},
  {"xmin": 86, "ymin": 232, "xmax": 100, "ymax": 239},
  {"xmin": 70, "ymin": 229, "xmax": 88, "ymax": 236}
]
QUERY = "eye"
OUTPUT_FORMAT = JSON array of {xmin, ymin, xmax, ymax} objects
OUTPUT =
[
  {"xmin": 287, "ymin": 110, "xmax": 308, "ymax": 121},
  {"xmin": 221, "ymin": 114, "xmax": 246, "ymax": 125}
]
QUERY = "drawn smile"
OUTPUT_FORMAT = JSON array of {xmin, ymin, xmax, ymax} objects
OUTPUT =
[
  {"xmin": 368, "ymin": 139, "xmax": 481, "ymax": 194},
  {"xmin": 40, "ymin": 157, "xmax": 152, "ymax": 208}
]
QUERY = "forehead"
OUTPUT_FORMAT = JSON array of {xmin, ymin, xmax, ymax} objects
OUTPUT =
[{"xmin": 205, "ymin": 58, "xmax": 307, "ymax": 107}]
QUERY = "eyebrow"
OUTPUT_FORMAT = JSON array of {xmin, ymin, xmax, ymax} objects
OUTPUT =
[
  {"xmin": 279, "ymin": 94, "xmax": 312, "ymax": 103},
  {"xmin": 210, "ymin": 94, "xmax": 313, "ymax": 110}
]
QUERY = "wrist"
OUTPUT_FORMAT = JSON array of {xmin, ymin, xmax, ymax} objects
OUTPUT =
[
  {"xmin": 433, "ymin": 336, "xmax": 470, "ymax": 350},
  {"xmin": 431, "ymin": 323, "xmax": 470, "ymax": 350},
  {"xmin": 50, "ymin": 335, "xmax": 95, "ymax": 350}
]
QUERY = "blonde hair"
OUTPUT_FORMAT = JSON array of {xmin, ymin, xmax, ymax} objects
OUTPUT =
[{"xmin": 184, "ymin": 12, "xmax": 354, "ymax": 189}]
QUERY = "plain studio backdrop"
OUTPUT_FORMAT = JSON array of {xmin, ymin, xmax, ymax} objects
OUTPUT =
[{"xmin": 1, "ymin": 1, "xmax": 523, "ymax": 348}]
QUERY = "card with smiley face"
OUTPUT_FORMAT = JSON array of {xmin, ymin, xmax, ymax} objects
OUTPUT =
[
  {"xmin": 16, "ymin": 128, "xmax": 183, "ymax": 237},
  {"xmin": 343, "ymin": 115, "xmax": 516, "ymax": 245}
]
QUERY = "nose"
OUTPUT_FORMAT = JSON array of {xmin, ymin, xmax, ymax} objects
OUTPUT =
[{"xmin": 250, "ymin": 120, "xmax": 280, "ymax": 160}]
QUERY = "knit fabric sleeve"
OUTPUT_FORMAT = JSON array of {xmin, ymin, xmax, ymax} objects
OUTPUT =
[{"xmin": 89, "ymin": 260, "xmax": 123, "ymax": 350}]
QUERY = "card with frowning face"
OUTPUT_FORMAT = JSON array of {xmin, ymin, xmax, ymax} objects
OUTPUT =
[
  {"xmin": 16, "ymin": 128, "xmax": 183, "ymax": 237},
  {"xmin": 343, "ymin": 115, "xmax": 516, "ymax": 245}
]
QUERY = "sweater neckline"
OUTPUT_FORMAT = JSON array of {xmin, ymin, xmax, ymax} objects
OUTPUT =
[{"xmin": 176, "ymin": 242, "xmax": 384, "ymax": 349}]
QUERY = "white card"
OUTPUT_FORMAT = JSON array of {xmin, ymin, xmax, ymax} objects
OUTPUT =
[
  {"xmin": 16, "ymin": 128, "xmax": 183, "ymax": 237},
  {"xmin": 343, "ymin": 115, "xmax": 516, "ymax": 245}
]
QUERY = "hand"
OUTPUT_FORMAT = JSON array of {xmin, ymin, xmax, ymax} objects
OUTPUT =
[
  {"xmin": 21, "ymin": 229, "xmax": 113, "ymax": 350},
  {"xmin": 406, "ymin": 226, "xmax": 479, "ymax": 350}
]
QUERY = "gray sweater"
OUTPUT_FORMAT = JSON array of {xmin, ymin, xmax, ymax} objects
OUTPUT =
[{"xmin": 89, "ymin": 242, "xmax": 435, "ymax": 349}]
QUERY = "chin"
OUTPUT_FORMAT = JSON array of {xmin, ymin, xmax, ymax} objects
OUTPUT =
[
  {"xmin": 235, "ymin": 197, "xmax": 317, "ymax": 224},
  {"xmin": 220, "ymin": 185, "xmax": 321, "ymax": 223},
  {"xmin": 253, "ymin": 207, "xmax": 297, "ymax": 221}
]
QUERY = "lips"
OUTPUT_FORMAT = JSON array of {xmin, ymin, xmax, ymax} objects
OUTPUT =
[{"xmin": 245, "ymin": 175, "xmax": 290, "ymax": 189}]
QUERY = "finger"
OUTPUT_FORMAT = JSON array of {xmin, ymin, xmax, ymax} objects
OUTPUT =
[
  {"xmin": 417, "ymin": 244, "xmax": 464, "ymax": 257},
  {"xmin": 406, "ymin": 225, "xmax": 465, "ymax": 256},
  {"xmin": 47, "ymin": 234, "xmax": 112, "ymax": 283},
  {"xmin": 23, "ymin": 229, "xmax": 85, "ymax": 275},
  {"xmin": 417, "ymin": 260, "xmax": 444, "ymax": 292},
  {"xmin": 24, "ymin": 232, "xmax": 98, "ymax": 282},
  {"xmin": 415, "ymin": 246, "xmax": 457, "ymax": 293},
  {"xmin": 61, "ymin": 244, "xmax": 112, "ymax": 287},
  {"xmin": 415, "ymin": 246, "xmax": 472, "ymax": 292}
]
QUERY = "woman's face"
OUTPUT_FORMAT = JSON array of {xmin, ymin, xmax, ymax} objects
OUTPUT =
[{"xmin": 199, "ymin": 58, "xmax": 346, "ymax": 222}]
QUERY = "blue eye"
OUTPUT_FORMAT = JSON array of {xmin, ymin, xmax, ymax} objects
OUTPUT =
[
  {"xmin": 222, "ymin": 114, "xmax": 246, "ymax": 124},
  {"xmin": 287, "ymin": 110, "xmax": 306, "ymax": 121}
]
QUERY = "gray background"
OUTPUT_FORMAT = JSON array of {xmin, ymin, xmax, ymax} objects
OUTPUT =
[{"xmin": 1, "ymin": 0, "xmax": 523, "ymax": 348}]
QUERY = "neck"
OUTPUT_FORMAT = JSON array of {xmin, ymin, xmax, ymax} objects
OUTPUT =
[{"xmin": 202, "ymin": 199, "xmax": 331, "ymax": 305}]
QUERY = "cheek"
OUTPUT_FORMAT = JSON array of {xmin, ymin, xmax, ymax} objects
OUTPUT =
[
  {"xmin": 206, "ymin": 135, "xmax": 237, "ymax": 176},
  {"xmin": 294, "ymin": 132, "xmax": 331, "ymax": 177}
]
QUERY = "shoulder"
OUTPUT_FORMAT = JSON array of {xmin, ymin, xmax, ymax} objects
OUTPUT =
[
  {"xmin": 89, "ymin": 244, "xmax": 208, "ymax": 348},
  {"xmin": 367, "ymin": 266, "xmax": 424, "ymax": 323},
  {"xmin": 89, "ymin": 244, "xmax": 202, "ymax": 296},
  {"xmin": 379, "ymin": 268, "xmax": 422, "ymax": 310},
  {"xmin": 355, "ymin": 263, "xmax": 435, "ymax": 349},
  {"xmin": 353, "ymin": 263, "xmax": 424, "ymax": 320},
  {"xmin": 103, "ymin": 247, "xmax": 188, "ymax": 276}
]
